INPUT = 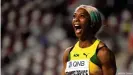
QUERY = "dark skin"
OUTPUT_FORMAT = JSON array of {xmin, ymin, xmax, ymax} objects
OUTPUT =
[{"xmin": 61, "ymin": 8, "xmax": 117, "ymax": 75}]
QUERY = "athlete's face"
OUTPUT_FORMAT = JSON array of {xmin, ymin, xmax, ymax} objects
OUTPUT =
[{"xmin": 72, "ymin": 8, "xmax": 91, "ymax": 39}]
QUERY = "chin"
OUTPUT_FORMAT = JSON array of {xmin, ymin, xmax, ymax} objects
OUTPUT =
[
  {"xmin": 76, "ymin": 34, "xmax": 85, "ymax": 40},
  {"xmin": 75, "ymin": 34, "xmax": 81, "ymax": 38}
]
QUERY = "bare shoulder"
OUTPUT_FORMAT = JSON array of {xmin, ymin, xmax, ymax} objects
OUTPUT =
[
  {"xmin": 97, "ymin": 41, "xmax": 113, "ymax": 56},
  {"xmin": 63, "ymin": 46, "xmax": 73, "ymax": 56},
  {"xmin": 97, "ymin": 41, "xmax": 116, "ymax": 65},
  {"xmin": 63, "ymin": 46, "xmax": 73, "ymax": 62},
  {"xmin": 97, "ymin": 41, "xmax": 117, "ymax": 75},
  {"xmin": 62, "ymin": 46, "xmax": 73, "ymax": 75}
]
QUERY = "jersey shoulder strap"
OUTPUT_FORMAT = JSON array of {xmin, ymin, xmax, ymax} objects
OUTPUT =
[{"xmin": 67, "ymin": 46, "xmax": 74, "ymax": 61}]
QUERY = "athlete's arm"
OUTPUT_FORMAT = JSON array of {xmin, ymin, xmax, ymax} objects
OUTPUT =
[
  {"xmin": 97, "ymin": 43, "xmax": 117, "ymax": 75},
  {"xmin": 61, "ymin": 47, "xmax": 72, "ymax": 75}
]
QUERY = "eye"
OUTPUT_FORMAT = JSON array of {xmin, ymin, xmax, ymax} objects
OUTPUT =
[
  {"xmin": 80, "ymin": 14, "xmax": 85, "ymax": 18},
  {"xmin": 73, "ymin": 14, "xmax": 76, "ymax": 18}
]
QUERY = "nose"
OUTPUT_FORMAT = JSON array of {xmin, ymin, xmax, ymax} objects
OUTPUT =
[{"xmin": 74, "ymin": 17, "xmax": 79, "ymax": 22}]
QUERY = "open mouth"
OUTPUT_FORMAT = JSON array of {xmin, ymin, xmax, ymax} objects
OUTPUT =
[{"xmin": 74, "ymin": 25, "xmax": 82, "ymax": 34}]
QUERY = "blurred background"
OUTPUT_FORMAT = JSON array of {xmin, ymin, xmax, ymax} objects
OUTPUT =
[{"xmin": 1, "ymin": 0, "xmax": 133, "ymax": 75}]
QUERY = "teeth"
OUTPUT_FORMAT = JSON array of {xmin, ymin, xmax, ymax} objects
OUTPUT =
[{"xmin": 75, "ymin": 25, "xmax": 79, "ymax": 26}]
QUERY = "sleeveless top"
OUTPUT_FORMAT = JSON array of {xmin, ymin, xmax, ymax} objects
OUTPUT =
[{"xmin": 65, "ymin": 39, "xmax": 102, "ymax": 75}]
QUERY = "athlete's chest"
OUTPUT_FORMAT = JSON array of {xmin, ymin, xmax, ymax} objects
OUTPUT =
[
  {"xmin": 70, "ymin": 49, "xmax": 95, "ymax": 60},
  {"xmin": 66, "ymin": 50, "xmax": 102, "ymax": 75}
]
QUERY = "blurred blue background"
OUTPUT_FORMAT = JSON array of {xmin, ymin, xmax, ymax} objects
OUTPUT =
[{"xmin": 1, "ymin": 0, "xmax": 133, "ymax": 75}]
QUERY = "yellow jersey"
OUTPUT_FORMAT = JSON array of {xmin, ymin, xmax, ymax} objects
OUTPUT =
[{"xmin": 65, "ymin": 39, "xmax": 102, "ymax": 75}]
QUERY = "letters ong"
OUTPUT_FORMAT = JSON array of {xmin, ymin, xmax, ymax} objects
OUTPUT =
[
  {"xmin": 65, "ymin": 60, "xmax": 89, "ymax": 75},
  {"xmin": 69, "ymin": 61, "xmax": 85, "ymax": 67}
]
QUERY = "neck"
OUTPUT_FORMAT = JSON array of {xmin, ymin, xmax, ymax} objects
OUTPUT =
[{"xmin": 79, "ymin": 37, "xmax": 96, "ymax": 48}]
